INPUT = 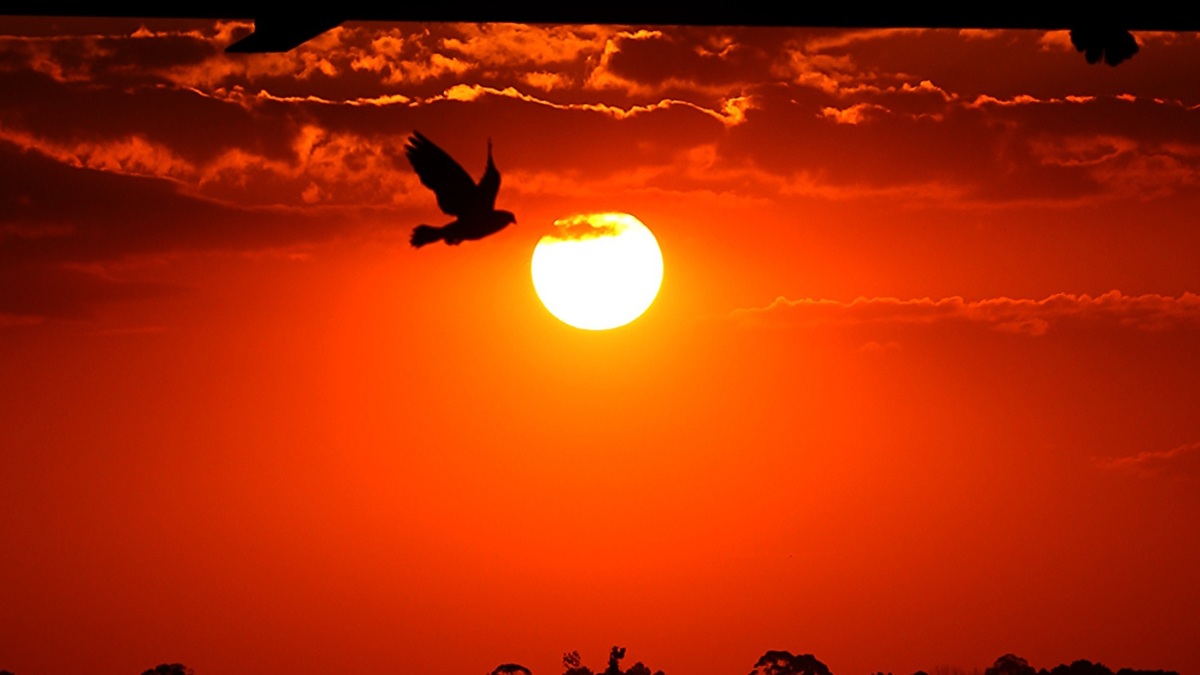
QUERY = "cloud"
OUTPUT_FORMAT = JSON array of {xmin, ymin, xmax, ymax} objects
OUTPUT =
[
  {"xmin": 0, "ymin": 262, "xmax": 182, "ymax": 321},
  {"xmin": 0, "ymin": 117, "xmax": 417, "ymax": 208},
  {"xmin": 523, "ymin": 70, "xmax": 573, "ymax": 91},
  {"xmin": 732, "ymin": 291, "xmax": 1200, "ymax": 335},
  {"xmin": 800, "ymin": 28, "xmax": 928, "ymax": 52},
  {"xmin": 1025, "ymin": 133, "xmax": 1200, "ymax": 200},
  {"xmin": 820, "ymin": 102, "xmax": 890, "ymax": 124},
  {"xmin": 11, "ymin": 20, "xmax": 1197, "ymax": 234},
  {"xmin": 0, "ymin": 21, "xmax": 274, "ymax": 90},
  {"xmin": 0, "ymin": 23, "xmax": 237, "ymax": 78},
  {"xmin": 585, "ymin": 29, "xmax": 689, "ymax": 95},
  {"xmin": 0, "ymin": 139, "xmax": 371, "ymax": 322},
  {"xmin": 772, "ymin": 30, "xmax": 961, "ymax": 101},
  {"xmin": 440, "ymin": 23, "xmax": 611, "ymax": 67},
  {"xmin": 0, "ymin": 140, "xmax": 354, "ymax": 264},
  {"xmin": 0, "ymin": 124, "xmax": 198, "ymax": 181},
  {"xmin": 541, "ymin": 212, "xmax": 625, "ymax": 241},
  {"xmin": 776, "ymin": 170, "xmax": 964, "ymax": 202},
  {"xmin": 1038, "ymin": 30, "xmax": 1076, "ymax": 53},
  {"xmin": 18, "ymin": 22, "xmax": 603, "ymax": 96},
  {"xmin": 4, "ymin": 24, "xmax": 1199, "ymax": 271},
  {"xmin": 584, "ymin": 28, "xmax": 783, "ymax": 101},
  {"xmin": 1030, "ymin": 135, "xmax": 1137, "ymax": 167},
  {"xmin": 771, "ymin": 47, "xmax": 862, "ymax": 95},
  {"xmin": 958, "ymin": 29, "xmax": 1005, "ymax": 40},
  {"xmin": 421, "ymin": 83, "xmax": 752, "ymax": 127},
  {"xmin": 1094, "ymin": 442, "xmax": 1200, "ymax": 479},
  {"xmin": 967, "ymin": 93, "xmax": 1099, "ymax": 108},
  {"xmin": 859, "ymin": 340, "xmax": 902, "ymax": 354},
  {"xmin": 0, "ymin": 22, "xmax": 604, "ymax": 97}
]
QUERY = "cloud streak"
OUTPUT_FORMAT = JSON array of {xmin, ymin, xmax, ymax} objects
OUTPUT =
[
  {"xmin": 733, "ymin": 291, "xmax": 1200, "ymax": 335},
  {"xmin": 1095, "ymin": 441, "xmax": 1200, "ymax": 479},
  {"xmin": 424, "ymin": 83, "xmax": 753, "ymax": 126}
]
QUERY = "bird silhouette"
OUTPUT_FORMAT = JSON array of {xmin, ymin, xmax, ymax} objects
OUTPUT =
[{"xmin": 405, "ymin": 131, "xmax": 516, "ymax": 247}]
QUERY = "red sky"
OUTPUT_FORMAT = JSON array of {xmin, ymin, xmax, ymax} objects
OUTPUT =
[{"xmin": 1, "ymin": 18, "xmax": 1199, "ymax": 675}]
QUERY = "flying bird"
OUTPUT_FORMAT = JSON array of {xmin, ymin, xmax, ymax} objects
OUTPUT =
[{"xmin": 405, "ymin": 131, "xmax": 516, "ymax": 248}]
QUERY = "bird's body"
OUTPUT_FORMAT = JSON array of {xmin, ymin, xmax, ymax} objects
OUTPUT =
[
  {"xmin": 410, "ymin": 211, "xmax": 515, "ymax": 247},
  {"xmin": 404, "ymin": 131, "xmax": 515, "ymax": 248}
]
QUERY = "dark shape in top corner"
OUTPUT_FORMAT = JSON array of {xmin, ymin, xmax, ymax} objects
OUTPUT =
[
  {"xmin": 225, "ymin": 14, "xmax": 345, "ymax": 52},
  {"xmin": 1069, "ymin": 27, "xmax": 1139, "ymax": 65}
]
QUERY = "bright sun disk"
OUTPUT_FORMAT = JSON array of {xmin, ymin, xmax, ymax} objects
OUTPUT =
[{"xmin": 531, "ymin": 213, "xmax": 664, "ymax": 330}]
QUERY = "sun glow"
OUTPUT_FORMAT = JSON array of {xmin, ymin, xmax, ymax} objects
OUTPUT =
[{"xmin": 531, "ymin": 213, "xmax": 664, "ymax": 330}]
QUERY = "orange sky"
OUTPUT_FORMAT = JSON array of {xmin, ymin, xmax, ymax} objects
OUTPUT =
[{"xmin": 1, "ymin": 18, "xmax": 1199, "ymax": 675}]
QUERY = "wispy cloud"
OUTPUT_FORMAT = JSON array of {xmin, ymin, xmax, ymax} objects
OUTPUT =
[
  {"xmin": 967, "ymin": 93, "xmax": 1096, "ymax": 108},
  {"xmin": 584, "ymin": 28, "xmax": 772, "ymax": 100},
  {"xmin": 1095, "ymin": 441, "xmax": 1200, "ymax": 479},
  {"xmin": 422, "ymin": 83, "xmax": 753, "ymax": 127},
  {"xmin": 733, "ymin": 291, "xmax": 1200, "ymax": 335},
  {"xmin": 440, "ymin": 23, "xmax": 612, "ymax": 68},
  {"xmin": 0, "ymin": 262, "xmax": 183, "ymax": 321},
  {"xmin": 820, "ymin": 102, "xmax": 890, "ymax": 124}
]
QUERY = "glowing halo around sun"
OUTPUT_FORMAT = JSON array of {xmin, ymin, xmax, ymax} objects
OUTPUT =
[{"xmin": 531, "ymin": 213, "xmax": 664, "ymax": 330}]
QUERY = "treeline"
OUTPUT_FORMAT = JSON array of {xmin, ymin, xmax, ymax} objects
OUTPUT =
[
  {"xmin": 496, "ymin": 648, "xmax": 1180, "ymax": 675},
  {"xmin": 0, "ymin": 649, "xmax": 1181, "ymax": 675},
  {"xmin": 980, "ymin": 653, "xmax": 1179, "ymax": 675},
  {"xmin": 0, "ymin": 665, "xmax": 194, "ymax": 675}
]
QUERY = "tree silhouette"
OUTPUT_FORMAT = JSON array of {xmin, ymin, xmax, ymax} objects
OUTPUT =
[
  {"xmin": 605, "ymin": 647, "xmax": 628, "ymax": 675},
  {"xmin": 213, "ymin": 644, "xmax": 1183, "ymax": 675},
  {"xmin": 749, "ymin": 650, "xmax": 832, "ymax": 675},
  {"xmin": 561, "ymin": 647, "xmax": 664, "ymax": 675},
  {"xmin": 1042, "ymin": 661, "xmax": 1113, "ymax": 675},
  {"xmin": 141, "ymin": 665, "xmax": 193, "ymax": 675},
  {"xmin": 490, "ymin": 665, "xmax": 533, "ymax": 675},
  {"xmin": 624, "ymin": 662, "xmax": 665, "ymax": 675},
  {"xmin": 987, "ymin": 655, "xmax": 1036, "ymax": 675},
  {"xmin": 564, "ymin": 651, "xmax": 591, "ymax": 675}
]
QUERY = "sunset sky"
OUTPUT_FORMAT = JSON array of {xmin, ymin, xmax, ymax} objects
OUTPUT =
[{"xmin": 2, "ymin": 17, "xmax": 1199, "ymax": 675}]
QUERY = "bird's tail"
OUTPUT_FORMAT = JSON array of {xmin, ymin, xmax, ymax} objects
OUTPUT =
[{"xmin": 410, "ymin": 224, "xmax": 442, "ymax": 248}]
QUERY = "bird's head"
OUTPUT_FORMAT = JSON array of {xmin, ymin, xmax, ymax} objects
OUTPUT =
[{"xmin": 499, "ymin": 210, "xmax": 517, "ymax": 226}]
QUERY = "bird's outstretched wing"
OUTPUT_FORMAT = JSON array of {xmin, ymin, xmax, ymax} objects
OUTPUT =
[
  {"xmin": 404, "ymin": 132, "xmax": 479, "ymax": 217},
  {"xmin": 477, "ymin": 138, "xmax": 501, "ymax": 210}
]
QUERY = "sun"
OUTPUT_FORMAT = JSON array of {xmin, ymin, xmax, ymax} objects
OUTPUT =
[{"xmin": 531, "ymin": 213, "xmax": 664, "ymax": 330}]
